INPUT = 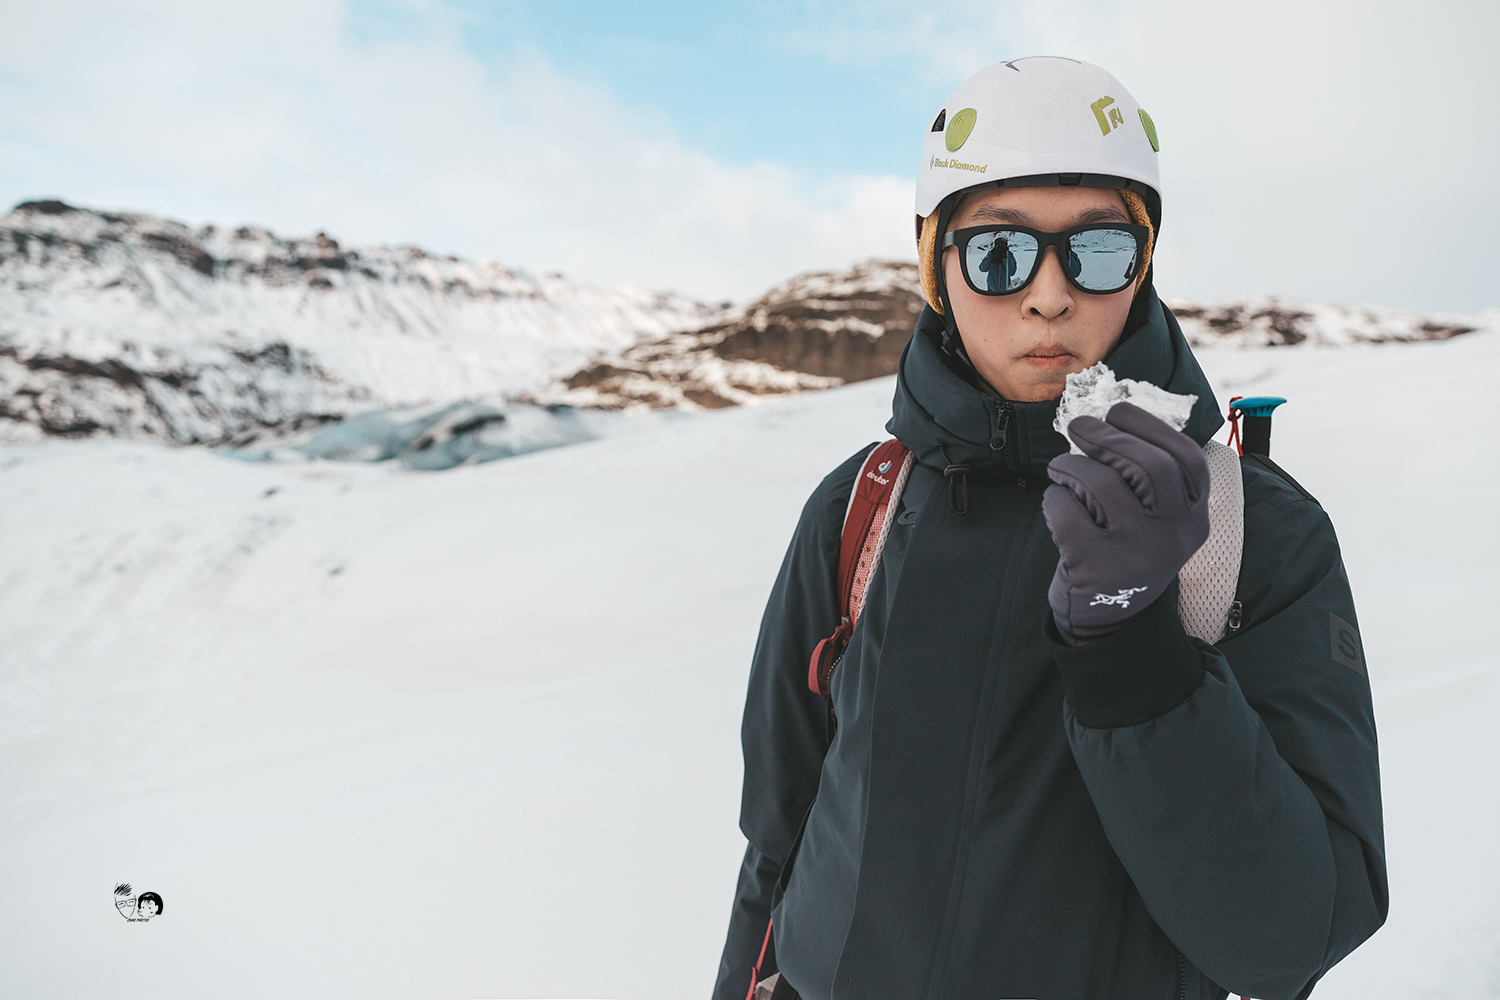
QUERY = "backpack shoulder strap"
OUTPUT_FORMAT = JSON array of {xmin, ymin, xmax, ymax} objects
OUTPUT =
[
  {"xmin": 808, "ymin": 439, "xmax": 913, "ymax": 695},
  {"xmin": 1177, "ymin": 439, "xmax": 1245, "ymax": 644}
]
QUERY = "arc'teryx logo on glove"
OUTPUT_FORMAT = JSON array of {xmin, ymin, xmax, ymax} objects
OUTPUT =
[{"xmin": 1090, "ymin": 587, "xmax": 1148, "ymax": 608}]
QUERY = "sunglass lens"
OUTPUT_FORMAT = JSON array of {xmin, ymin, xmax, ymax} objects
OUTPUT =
[
  {"xmin": 965, "ymin": 231, "xmax": 1037, "ymax": 294},
  {"xmin": 1066, "ymin": 229, "xmax": 1139, "ymax": 292}
]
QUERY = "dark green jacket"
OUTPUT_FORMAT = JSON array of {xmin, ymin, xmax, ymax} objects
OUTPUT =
[{"xmin": 714, "ymin": 291, "xmax": 1386, "ymax": 1000}]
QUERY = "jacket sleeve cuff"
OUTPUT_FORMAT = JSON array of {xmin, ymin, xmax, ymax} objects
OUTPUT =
[{"xmin": 1047, "ymin": 589, "xmax": 1205, "ymax": 728}]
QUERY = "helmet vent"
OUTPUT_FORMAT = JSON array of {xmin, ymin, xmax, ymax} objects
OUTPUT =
[{"xmin": 931, "ymin": 109, "xmax": 946, "ymax": 132}]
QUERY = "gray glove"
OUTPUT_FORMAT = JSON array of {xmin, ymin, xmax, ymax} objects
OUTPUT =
[{"xmin": 1042, "ymin": 401, "xmax": 1211, "ymax": 641}]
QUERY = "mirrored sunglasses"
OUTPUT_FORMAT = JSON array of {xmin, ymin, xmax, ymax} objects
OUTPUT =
[{"xmin": 942, "ymin": 223, "xmax": 1151, "ymax": 296}]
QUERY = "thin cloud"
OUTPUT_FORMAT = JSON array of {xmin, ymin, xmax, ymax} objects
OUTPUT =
[
  {"xmin": 0, "ymin": 0, "xmax": 915, "ymax": 302},
  {"xmin": 1, "ymin": 0, "xmax": 1496, "ymax": 309}
]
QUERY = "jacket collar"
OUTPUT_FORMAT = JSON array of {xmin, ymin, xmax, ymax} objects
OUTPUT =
[{"xmin": 886, "ymin": 287, "xmax": 1224, "ymax": 478}]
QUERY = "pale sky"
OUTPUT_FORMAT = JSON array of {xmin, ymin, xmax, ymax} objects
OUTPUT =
[{"xmin": 2, "ymin": 0, "xmax": 1496, "ymax": 310}]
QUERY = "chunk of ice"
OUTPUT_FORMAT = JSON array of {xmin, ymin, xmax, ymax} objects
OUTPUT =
[{"xmin": 1054, "ymin": 363, "xmax": 1197, "ymax": 455}]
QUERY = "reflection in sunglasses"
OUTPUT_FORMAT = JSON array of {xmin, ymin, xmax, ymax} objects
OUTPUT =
[{"xmin": 947, "ymin": 224, "xmax": 1146, "ymax": 297}]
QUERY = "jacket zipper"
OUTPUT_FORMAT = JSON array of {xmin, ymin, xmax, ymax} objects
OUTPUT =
[
  {"xmin": 1174, "ymin": 947, "xmax": 1187, "ymax": 1000},
  {"xmin": 989, "ymin": 401, "xmax": 1018, "ymax": 471}
]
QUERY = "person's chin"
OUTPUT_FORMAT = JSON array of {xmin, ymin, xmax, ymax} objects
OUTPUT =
[{"xmin": 1000, "ymin": 356, "xmax": 1075, "ymax": 399}]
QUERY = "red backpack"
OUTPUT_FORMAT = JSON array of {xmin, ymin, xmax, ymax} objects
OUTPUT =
[
  {"xmin": 806, "ymin": 430, "xmax": 1247, "ymax": 697},
  {"xmin": 749, "ymin": 426, "xmax": 1249, "ymax": 1000},
  {"xmin": 807, "ymin": 439, "xmax": 915, "ymax": 695}
]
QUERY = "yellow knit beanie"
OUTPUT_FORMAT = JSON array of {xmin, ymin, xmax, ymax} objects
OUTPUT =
[{"xmin": 917, "ymin": 188, "xmax": 1156, "ymax": 314}]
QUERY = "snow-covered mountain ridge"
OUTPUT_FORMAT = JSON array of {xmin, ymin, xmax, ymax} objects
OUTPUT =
[
  {"xmin": 0, "ymin": 199, "xmax": 722, "ymax": 443},
  {"xmin": 532, "ymin": 262, "xmax": 1494, "ymax": 412},
  {"xmin": 2, "ymin": 199, "xmax": 1492, "ymax": 448},
  {"xmin": 1165, "ymin": 297, "xmax": 1485, "ymax": 348}
]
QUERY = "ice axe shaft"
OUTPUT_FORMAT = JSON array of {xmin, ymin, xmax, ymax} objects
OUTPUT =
[{"xmin": 1242, "ymin": 414, "xmax": 1273, "ymax": 456}]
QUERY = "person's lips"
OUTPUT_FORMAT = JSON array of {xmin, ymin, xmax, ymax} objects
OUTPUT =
[{"xmin": 1021, "ymin": 348, "xmax": 1077, "ymax": 369}]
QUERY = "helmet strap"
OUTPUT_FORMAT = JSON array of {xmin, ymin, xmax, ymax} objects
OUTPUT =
[
  {"xmin": 933, "ymin": 195, "xmax": 962, "ymax": 357},
  {"xmin": 932, "ymin": 196, "xmax": 1007, "ymax": 399}
]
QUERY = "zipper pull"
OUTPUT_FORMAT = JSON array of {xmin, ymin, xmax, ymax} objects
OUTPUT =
[
  {"xmin": 1227, "ymin": 600, "xmax": 1244, "ymax": 633},
  {"xmin": 990, "ymin": 401, "xmax": 1019, "ymax": 471},
  {"xmin": 990, "ymin": 401, "xmax": 1012, "ymax": 452}
]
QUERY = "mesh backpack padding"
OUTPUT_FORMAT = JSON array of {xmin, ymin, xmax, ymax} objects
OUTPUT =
[{"xmin": 1177, "ymin": 440, "xmax": 1245, "ymax": 644}]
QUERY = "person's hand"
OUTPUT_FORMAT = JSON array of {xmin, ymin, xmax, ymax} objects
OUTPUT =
[{"xmin": 1042, "ymin": 401, "xmax": 1211, "ymax": 641}]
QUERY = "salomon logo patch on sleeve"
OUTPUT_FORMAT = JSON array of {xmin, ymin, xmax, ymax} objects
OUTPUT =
[{"xmin": 1329, "ymin": 613, "xmax": 1365, "ymax": 675}]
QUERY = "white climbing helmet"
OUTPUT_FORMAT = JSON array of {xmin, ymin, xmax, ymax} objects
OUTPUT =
[{"xmin": 916, "ymin": 56, "xmax": 1161, "ymax": 224}]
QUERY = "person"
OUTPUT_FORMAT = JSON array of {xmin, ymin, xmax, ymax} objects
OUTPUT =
[{"xmin": 712, "ymin": 57, "xmax": 1385, "ymax": 1000}]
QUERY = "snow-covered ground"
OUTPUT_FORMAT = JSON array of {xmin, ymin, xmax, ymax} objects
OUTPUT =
[{"xmin": 1, "ymin": 330, "xmax": 1496, "ymax": 999}]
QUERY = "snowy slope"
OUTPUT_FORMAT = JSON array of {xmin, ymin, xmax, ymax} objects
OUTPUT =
[
  {"xmin": 0, "ymin": 200, "xmax": 720, "ymax": 443},
  {"xmin": 1, "ymin": 330, "xmax": 1498, "ymax": 998}
]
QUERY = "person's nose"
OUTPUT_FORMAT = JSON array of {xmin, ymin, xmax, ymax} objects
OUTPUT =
[{"xmin": 1019, "ymin": 245, "xmax": 1074, "ymax": 321}]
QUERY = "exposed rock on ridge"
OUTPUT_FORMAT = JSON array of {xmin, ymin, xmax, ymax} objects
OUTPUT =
[{"xmin": 528, "ymin": 260, "xmax": 923, "ymax": 411}]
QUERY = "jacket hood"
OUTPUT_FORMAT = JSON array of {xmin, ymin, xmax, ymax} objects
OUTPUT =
[{"xmin": 887, "ymin": 287, "xmax": 1223, "ymax": 477}]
